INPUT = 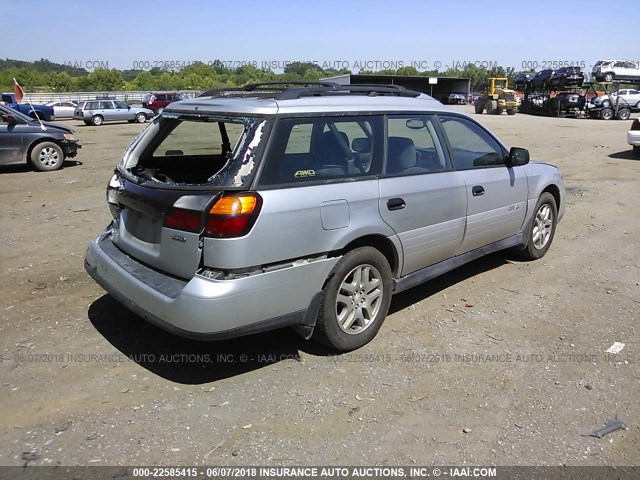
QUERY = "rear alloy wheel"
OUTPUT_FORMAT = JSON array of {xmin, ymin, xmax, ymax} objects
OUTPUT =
[
  {"xmin": 604, "ymin": 73, "xmax": 614, "ymax": 82},
  {"xmin": 135, "ymin": 112, "xmax": 147, "ymax": 123},
  {"xmin": 30, "ymin": 142, "xmax": 64, "ymax": 172},
  {"xmin": 599, "ymin": 108, "xmax": 614, "ymax": 120},
  {"xmin": 91, "ymin": 115, "xmax": 104, "ymax": 126},
  {"xmin": 518, "ymin": 192, "xmax": 557, "ymax": 260},
  {"xmin": 314, "ymin": 247, "xmax": 393, "ymax": 351},
  {"xmin": 616, "ymin": 108, "xmax": 631, "ymax": 120}
]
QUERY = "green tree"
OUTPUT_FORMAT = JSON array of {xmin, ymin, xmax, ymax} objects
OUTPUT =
[
  {"xmin": 284, "ymin": 61, "xmax": 322, "ymax": 76},
  {"xmin": 85, "ymin": 68, "xmax": 125, "ymax": 91}
]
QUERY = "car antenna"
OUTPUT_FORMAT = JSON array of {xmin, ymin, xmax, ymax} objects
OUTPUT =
[{"xmin": 13, "ymin": 78, "xmax": 46, "ymax": 131}]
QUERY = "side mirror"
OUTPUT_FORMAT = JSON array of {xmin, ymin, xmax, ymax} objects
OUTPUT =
[
  {"xmin": 506, "ymin": 147, "xmax": 529, "ymax": 167},
  {"xmin": 3, "ymin": 114, "xmax": 17, "ymax": 124}
]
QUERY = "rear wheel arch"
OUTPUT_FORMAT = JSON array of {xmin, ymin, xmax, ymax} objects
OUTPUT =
[{"xmin": 338, "ymin": 235, "xmax": 400, "ymax": 278}]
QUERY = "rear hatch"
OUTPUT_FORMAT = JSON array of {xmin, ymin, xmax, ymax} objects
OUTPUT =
[{"xmin": 108, "ymin": 113, "xmax": 269, "ymax": 279}]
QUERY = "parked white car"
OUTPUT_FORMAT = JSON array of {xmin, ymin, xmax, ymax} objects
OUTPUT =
[
  {"xmin": 45, "ymin": 101, "xmax": 78, "ymax": 119},
  {"xmin": 628, "ymin": 118, "xmax": 640, "ymax": 157},
  {"xmin": 590, "ymin": 89, "xmax": 640, "ymax": 110}
]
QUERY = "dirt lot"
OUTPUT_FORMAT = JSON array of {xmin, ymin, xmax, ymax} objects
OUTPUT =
[{"xmin": 1, "ymin": 108, "xmax": 639, "ymax": 468}]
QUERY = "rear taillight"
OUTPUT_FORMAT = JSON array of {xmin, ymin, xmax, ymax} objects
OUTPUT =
[
  {"xmin": 164, "ymin": 193, "xmax": 262, "ymax": 238},
  {"xmin": 631, "ymin": 119, "xmax": 640, "ymax": 131},
  {"xmin": 205, "ymin": 193, "xmax": 262, "ymax": 238},
  {"xmin": 165, "ymin": 208, "xmax": 202, "ymax": 233}
]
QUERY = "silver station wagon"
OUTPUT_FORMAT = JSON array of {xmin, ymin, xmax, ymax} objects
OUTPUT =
[
  {"xmin": 73, "ymin": 99, "xmax": 154, "ymax": 126},
  {"xmin": 85, "ymin": 82, "xmax": 565, "ymax": 351}
]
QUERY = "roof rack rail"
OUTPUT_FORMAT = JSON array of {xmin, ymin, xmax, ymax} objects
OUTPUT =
[
  {"xmin": 197, "ymin": 83, "xmax": 424, "ymax": 100},
  {"xmin": 198, "ymin": 81, "xmax": 339, "ymax": 98},
  {"xmin": 242, "ymin": 81, "xmax": 339, "ymax": 91}
]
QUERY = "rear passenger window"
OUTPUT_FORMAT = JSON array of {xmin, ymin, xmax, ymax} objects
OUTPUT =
[
  {"xmin": 386, "ymin": 116, "xmax": 449, "ymax": 175},
  {"xmin": 439, "ymin": 116, "xmax": 505, "ymax": 169},
  {"xmin": 260, "ymin": 116, "xmax": 383, "ymax": 185}
]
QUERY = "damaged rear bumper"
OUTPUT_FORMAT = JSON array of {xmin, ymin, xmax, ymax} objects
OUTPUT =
[{"xmin": 84, "ymin": 231, "xmax": 337, "ymax": 340}]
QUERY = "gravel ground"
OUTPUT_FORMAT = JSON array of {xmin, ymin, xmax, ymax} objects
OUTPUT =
[{"xmin": 0, "ymin": 107, "xmax": 638, "ymax": 468}]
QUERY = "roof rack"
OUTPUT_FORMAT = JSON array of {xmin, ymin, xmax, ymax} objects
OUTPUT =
[
  {"xmin": 198, "ymin": 81, "xmax": 338, "ymax": 98},
  {"xmin": 197, "ymin": 82, "xmax": 424, "ymax": 100}
]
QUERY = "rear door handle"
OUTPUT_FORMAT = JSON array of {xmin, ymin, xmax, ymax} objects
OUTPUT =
[
  {"xmin": 387, "ymin": 198, "xmax": 406, "ymax": 211},
  {"xmin": 472, "ymin": 186, "xmax": 485, "ymax": 196}
]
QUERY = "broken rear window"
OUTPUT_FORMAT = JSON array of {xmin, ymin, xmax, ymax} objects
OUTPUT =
[{"xmin": 123, "ymin": 115, "xmax": 268, "ymax": 189}]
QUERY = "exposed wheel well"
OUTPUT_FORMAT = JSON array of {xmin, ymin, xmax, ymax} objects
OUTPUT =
[
  {"xmin": 340, "ymin": 235, "xmax": 399, "ymax": 277},
  {"xmin": 542, "ymin": 184, "xmax": 561, "ymax": 212}
]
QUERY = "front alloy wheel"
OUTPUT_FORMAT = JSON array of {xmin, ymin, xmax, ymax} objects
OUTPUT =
[
  {"xmin": 518, "ymin": 192, "xmax": 557, "ymax": 260},
  {"xmin": 532, "ymin": 204, "xmax": 553, "ymax": 250}
]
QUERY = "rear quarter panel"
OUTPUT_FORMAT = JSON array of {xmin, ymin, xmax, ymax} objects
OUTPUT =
[{"xmin": 203, "ymin": 180, "xmax": 398, "ymax": 270}]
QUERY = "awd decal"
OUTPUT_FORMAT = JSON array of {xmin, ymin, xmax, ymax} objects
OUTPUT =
[{"xmin": 294, "ymin": 169, "xmax": 316, "ymax": 178}]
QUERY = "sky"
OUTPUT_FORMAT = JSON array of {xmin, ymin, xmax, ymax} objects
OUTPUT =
[{"xmin": 2, "ymin": 0, "xmax": 638, "ymax": 73}]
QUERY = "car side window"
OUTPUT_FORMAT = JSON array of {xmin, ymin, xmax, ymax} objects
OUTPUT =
[
  {"xmin": 260, "ymin": 116, "xmax": 383, "ymax": 186},
  {"xmin": 99, "ymin": 101, "xmax": 113, "ymax": 109},
  {"xmin": 386, "ymin": 116, "xmax": 449, "ymax": 175},
  {"xmin": 439, "ymin": 116, "xmax": 505, "ymax": 169},
  {"xmin": 114, "ymin": 101, "xmax": 129, "ymax": 109}
]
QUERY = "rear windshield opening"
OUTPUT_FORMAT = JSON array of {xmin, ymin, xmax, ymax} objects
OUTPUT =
[{"xmin": 124, "ymin": 115, "xmax": 268, "ymax": 188}]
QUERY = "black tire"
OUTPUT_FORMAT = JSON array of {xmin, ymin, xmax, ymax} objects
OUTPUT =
[
  {"xmin": 91, "ymin": 115, "xmax": 104, "ymax": 126},
  {"xmin": 314, "ymin": 247, "xmax": 393, "ymax": 351},
  {"xmin": 507, "ymin": 109, "xmax": 516, "ymax": 115},
  {"xmin": 135, "ymin": 112, "xmax": 147, "ymax": 123},
  {"xmin": 518, "ymin": 192, "xmax": 557, "ymax": 261},
  {"xmin": 474, "ymin": 100, "xmax": 484, "ymax": 114},
  {"xmin": 30, "ymin": 141, "xmax": 64, "ymax": 172},
  {"xmin": 599, "ymin": 108, "xmax": 614, "ymax": 120},
  {"xmin": 633, "ymin": 146, "xmax": 640, "ymax": 157},
  {"xmin": 616, "ymin": 108, "xmax": 631, "ymax": 120},
  {"xmin": 496, "ymin": 107, "xmax": 504, "ymax": 115},
  {"xmin": 83, "ymin": 121, "xmax": 91, "ymax": 125},
  {"xmin": 604, "ymin": 72, "xmax": 614, "ymax": 82}
]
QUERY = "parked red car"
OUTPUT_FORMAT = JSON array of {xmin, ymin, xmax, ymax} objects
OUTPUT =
[{"xmin": 142, "ymin": 92, "xmax": 183, "ymax": 113}]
